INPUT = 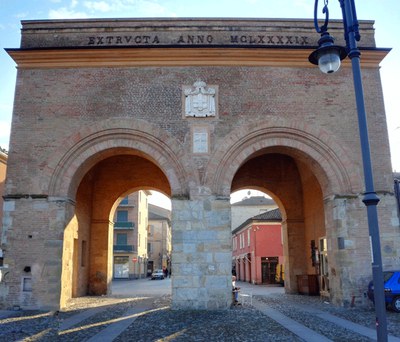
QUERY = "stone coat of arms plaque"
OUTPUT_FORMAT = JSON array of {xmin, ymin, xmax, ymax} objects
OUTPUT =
[{"xmin": 183, "ymin": 81, "xmax": 216, "ymax": 117}]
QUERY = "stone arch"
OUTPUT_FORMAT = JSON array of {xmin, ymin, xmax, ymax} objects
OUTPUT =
[
  {"xmin": 49, "ymin": 119, "xmax": 194, "ymax": 306},
  {"xmin": 48, "ymin": 118, "xmax": 197, "ymax": 200},
  {"xmin": 207, "ymin": 119, "xmax": 363, "ymax": 296},
  {"xmin": 205, "ymin": 120, "xmax": 361, "ymax": 198}
]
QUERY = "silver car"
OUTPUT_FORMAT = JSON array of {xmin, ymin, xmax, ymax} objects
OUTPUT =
[{"xmin": 151, "ymin": 269, "xmax": 165, "ymax": 280}]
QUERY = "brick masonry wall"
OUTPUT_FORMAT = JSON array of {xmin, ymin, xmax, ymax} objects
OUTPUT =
[
  {"xmin": 6, "ymin": 65, "xmax": 393, "ymax": 195},
  {"xmin": 1, "ymin": 19, "xmax": 398, "ymax": 310}
]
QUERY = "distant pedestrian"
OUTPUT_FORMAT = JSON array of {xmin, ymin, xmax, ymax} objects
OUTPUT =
[
  {"xmin": 232, "ymin": 267, "xmax": 237, "ymax": 277},
  {"xmin": 232, "ymin": 276, "xmax": 241, "ymax": 305},
  {"xmin": 165, "ymin": 268, "xmax": 169, "ymax": 278}
]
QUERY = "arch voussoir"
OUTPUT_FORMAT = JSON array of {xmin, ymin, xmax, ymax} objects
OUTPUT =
[
  {"xmin": 204, "ymin": 120, "xmax": 360, "ymax": 198},
  {"xmin": 48, "ymin": 118, "xmax": 196, "ymax": 200}
]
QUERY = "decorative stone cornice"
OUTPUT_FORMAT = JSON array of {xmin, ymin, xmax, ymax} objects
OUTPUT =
[{"xmin": 7, "ymin": 46, "xmax": 389, "ymax": 69}]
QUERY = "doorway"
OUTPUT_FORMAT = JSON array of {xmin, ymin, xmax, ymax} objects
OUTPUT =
[
  {"xmin": 113, "ymin": 256, "xmax": 129, "ymax": 279},
  {"xmin": 261, "ymin": 257, "xmax": 279, "ymax": 284}
]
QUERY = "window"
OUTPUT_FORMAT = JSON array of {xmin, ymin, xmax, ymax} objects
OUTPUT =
[
  {"xmin": 148, "ymin": 242, "xmax": 152, "ymax": 253},
  {"xmin": 139, "ymin": 233, "xmax": 141, "ymax": 247},
  {"xmin": 248, "ymin": 229, "xmax": 251, "ymax": 246},
  {"xmin": 116, "ymin": 233, "xmax": 127, "ymax": 245},
  {"xmin": 149, "ymin": 225, "xmax": 154, "ymax": 235},
  {"xmin": 117, "ymin": 210, "xmax": 128, "ymax": 222}
]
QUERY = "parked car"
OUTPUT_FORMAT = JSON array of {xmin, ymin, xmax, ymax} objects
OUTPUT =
[
  {"xmin": 367, "ymin": 270, "xmax": 400, "ymax": 312},
  {"xmin": 151, "ymin": 269, "xmax": 165, "ymax": 280}
]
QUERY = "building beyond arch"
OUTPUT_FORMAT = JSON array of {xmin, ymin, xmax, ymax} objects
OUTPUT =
[{"xmin": 1, "ymin": 18, "xmax": 399, "ymax": 310}]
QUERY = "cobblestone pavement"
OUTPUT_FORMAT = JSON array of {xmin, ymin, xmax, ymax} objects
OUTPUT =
[{"xmin": 1, "ymin": 287, "xmax": 400, "ymax": 341}]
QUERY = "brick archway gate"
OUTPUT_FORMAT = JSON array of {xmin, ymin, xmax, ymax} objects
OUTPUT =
[
  {"xmin": 2, "ymin": 18, "xmax": 399, "ymax": 311},
  {"xmin": 5, "ymin": 119, "xmax": 196, "ymax": 309},
  {"xmin": 46, "ymin": 120, "xmax": 194, "ymax": 308},
  {"xmin": 204, "ymin": 120, "xmax": 363, "ymax": 305}
]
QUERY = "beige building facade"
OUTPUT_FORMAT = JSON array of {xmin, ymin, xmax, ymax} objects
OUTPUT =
[
  {"xmin": 1, "ymin": 18, "xmax": 399, "ymax": 310},
  {"xmin": 148, "ymin": 204, "xmax": 172, "ymax": 273},
  {"xmin": 231, "ymin": 195, "xmax": 277, "ymax": 230},
  {"xmin": 113, "ymin": 191, "xmax": 150, "ymax": 279}
]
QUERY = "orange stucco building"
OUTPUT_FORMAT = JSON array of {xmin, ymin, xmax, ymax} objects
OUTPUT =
[{"xmin": 232, "ymin": 209, "xmax": 283, "ymax": 285}]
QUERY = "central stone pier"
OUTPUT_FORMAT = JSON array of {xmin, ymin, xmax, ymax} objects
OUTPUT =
[{"xmin": 171, "ymin": 197, "xmax": 232, "ymax": 309}]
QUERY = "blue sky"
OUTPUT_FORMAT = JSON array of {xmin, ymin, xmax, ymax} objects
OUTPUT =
[{"xmin": 0, "ymin": 0, "xmax": 399, "ymax": 171}]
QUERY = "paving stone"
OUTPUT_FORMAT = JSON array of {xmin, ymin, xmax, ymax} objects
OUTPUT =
[{"xmin": 0, "ymin": 291, "xmax": 399, "ymax": 342}]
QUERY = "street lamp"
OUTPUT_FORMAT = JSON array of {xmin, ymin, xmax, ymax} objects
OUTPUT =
[{"xmin": 309, "ymin": 1, "xmax": 388, "ymax": 341}]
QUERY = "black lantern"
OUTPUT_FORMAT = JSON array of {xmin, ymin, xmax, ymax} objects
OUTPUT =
[
  {"xmin": 309, "ymin": 31, "xmax": 347, "ymax": 73},
  {"xmin": 308, "ymin": 0, "xmax": 347, "ymax": 73}
]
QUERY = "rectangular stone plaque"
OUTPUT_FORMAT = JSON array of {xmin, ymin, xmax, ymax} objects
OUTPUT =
[{"xmin": 193, "ymin": 128, "xmax": 208, "ymax": 154}]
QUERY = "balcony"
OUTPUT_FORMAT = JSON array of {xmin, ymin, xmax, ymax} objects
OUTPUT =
[
  {"xmin": 118, "ymin": 199, "xmax": 135, "ymax": 208},
  {"xmin": 114, "ymin": 221, "xmax": 134, "ymax": 229},
  {"xmin": 113, "ymin": 245, "xmax": 135, "ymax": 253}
]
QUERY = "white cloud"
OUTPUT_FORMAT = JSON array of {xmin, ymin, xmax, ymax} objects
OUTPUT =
[
  {"xmin": 149, "ymin": 191, "xmax": 171, "ymax": 210},
  {"xmin": 244, "ymin": 0, "xmax": 259, "ymax": 4},
  {"xmin": 49, "ymin": 7, "xmax": 89, "ymax": 19},
  {"xmin": 0, "ymin": 121, "xmax": 11, "ymax": 150},
  {"xmin": 48, "ymin": 0, "xmax": 89, "ymax": 19},
  {"xmin": 76, "ymin": 0, "xmax": 177, "ymax": 17},
  {"xmin": 15, "ymin": 12, "xmax": 29, "ymax": 19},
  {"xmin": 389, "ymin": 127, "xmax": 400, "ymax": 172},
  {"xmin": 84, "ymin": 0, "xmax": 177, "ymax": 17},
  {"xmin": 0, "ymin": 121, "xmax": 11, "ymax": 137},
  {"xmin": 84, "ymin": 1, "xmax": 112, "ymax": 12},
  {"xmin": 135, "ymin": 0, "xmax": 177, "ymax": 17}
]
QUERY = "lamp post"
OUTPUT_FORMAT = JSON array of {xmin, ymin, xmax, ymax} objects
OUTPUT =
[{"xmin": 309, "ymin": 1, "xmax": 388, "ymax": 341}]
